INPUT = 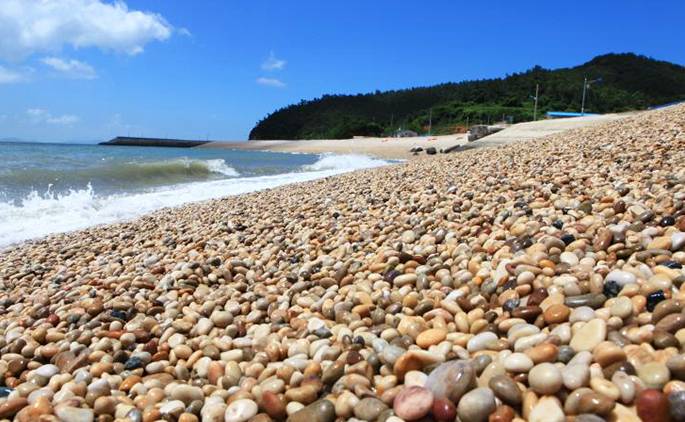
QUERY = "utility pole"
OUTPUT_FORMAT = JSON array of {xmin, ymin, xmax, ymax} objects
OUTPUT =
[
  {"xmin": 427, "ymin": 108, "xmax": 432, "ymax": 136},
  {"xmin": 581, "ymin": 77, "xmax": 602, "ymax": 115},
  {"xmin": 581, "ymin": 77, "xmax": 588, "ymax": 115},
  {"xmin": 533, "ymin": 84, "xmax": 539, "ymax": 121}
]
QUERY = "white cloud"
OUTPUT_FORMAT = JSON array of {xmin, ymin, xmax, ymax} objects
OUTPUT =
[
  {"xmin": 178, "ymin": 27, "xmax": 192, "ymax": 37},
  {"xmin": 42, "ymin": 57, "xmax": 97, "ymax": 79},
  {"xmin": 261, "ymin": 51, "xmax": 286, "ymax": 71},
  {"xmin": 27, "ymin": 108, "xmax": 79, "ymax": 125},
  {"xmin": 0, "ymin": 65, "xmax": 26, "ymax": 83},
  {"xmin": 256, "ymin": 77, "xmax": 286, "ymax": 88},
  {"xmin": 0, "ymin": 0, "xmax": 173, "ymax": 61}
]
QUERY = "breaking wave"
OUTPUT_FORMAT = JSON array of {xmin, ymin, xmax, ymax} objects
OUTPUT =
[{"xmin": 0, "ymin": 154, "xmax": 392, "ymax": 249}]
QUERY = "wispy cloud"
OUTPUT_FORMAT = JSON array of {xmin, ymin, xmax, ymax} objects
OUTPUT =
[
  {"xmin": 0, "ymin": 65, "xmax": 27, "ymax": 84},
  {"xmin": 261, "ymin": 51, "xmax": 286, "ymax": 71},
  {"xmin": 0, "ymin": 0, "xmax": 173, "ymax": 61},
  {"xmin": 256, "ymin": 77, "xmax": 286, "ymax": 88},
  {"xmin": 177, "ymin": 27, "xmax": 193, "ymax": 37},
  {"xmin": 41, "ymin": 57, "xmax": 97, "ymax": 79},
  {"xmin": 27, "ymin": 108, "xmax": 79, "ymax": 125}
]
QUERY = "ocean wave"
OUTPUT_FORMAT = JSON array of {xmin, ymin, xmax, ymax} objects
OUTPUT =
[
  {"xmin": 0, "ymin": 158, "xmax": 240, "ymax": 192},
  {"xmin": 302, "ymin": 153, "xmax": 390, "ymax": 171},
  {"xmin": 0, "ymin": 154, "xmax": 393, "ymax": 249}
]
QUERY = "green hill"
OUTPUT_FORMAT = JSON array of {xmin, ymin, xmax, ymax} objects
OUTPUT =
[{"xmin": 248, "ymin": 53, "xmax": 685, "ymax": 140}]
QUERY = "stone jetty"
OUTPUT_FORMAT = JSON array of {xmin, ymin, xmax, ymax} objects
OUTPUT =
[{"xmin": 1, "ymin": 104, "xmax": 685, "ymax": 421}]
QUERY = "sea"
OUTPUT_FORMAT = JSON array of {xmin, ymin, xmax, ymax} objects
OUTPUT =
[{"xmin": 0, "ymin": 142, "xmax": 391, "ymax": 249}]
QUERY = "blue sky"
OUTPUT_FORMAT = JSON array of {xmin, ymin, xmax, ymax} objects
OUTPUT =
[{"xmin": 0, "ymin": 0, "xmax": 683, "ymax": 142}]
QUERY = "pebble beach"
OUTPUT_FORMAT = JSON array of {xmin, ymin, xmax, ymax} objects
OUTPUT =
[{"xmin": 1, "ymin": 104, "xmax": 685, "ymax": 422}]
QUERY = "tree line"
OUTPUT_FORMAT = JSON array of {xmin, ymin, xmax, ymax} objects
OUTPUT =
[{"xmin": 249, "ymin": 53, "xmax": 685, "ymax": 140}]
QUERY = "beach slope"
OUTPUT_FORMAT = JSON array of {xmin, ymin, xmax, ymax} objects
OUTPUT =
[
  {"xmin": 205, "ymin": 112, "xmax": 633, "ymax": 159},
  {"xmin": 0, "ymin": 104, "xmax": 684, "ymax": 420}
]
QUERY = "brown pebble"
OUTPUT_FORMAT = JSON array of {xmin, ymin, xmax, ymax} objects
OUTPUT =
[
  {"xmin": 576, "ymin": 392, "xmax": 615, "ymax": 416},
  {"xmin": 636, "ymin": 389, "xmax": 671, "ymax": 422},
  {"xmin": 543, "ymin": 304, "xmax": 570, "ymax": 324}
]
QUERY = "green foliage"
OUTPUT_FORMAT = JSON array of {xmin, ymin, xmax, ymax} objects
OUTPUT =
[{"xmin": 249, "ymin": 53, "xmax": 685, "ymax": 140}]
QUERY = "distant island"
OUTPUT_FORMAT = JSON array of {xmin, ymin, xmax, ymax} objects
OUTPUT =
[
  {"xmin": 100, "ymin": 136, "xmax": 211, "ymax": 148},
  {"xmin": 249, "ymin": 53, "xmax": 685, "ymax": 140}
]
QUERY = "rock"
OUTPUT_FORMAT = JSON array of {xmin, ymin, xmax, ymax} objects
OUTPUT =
[
  {"xmin": 416, "ymin": 328, "xmax": 447, "ymax": 348},
  {"xmin": 528, "ymin": 396, "xmax": 564, "ymax": 422},
  {"xmin": 636, "ymin": 389, "xmax": 671, "ymax": 422},
  {"xmin": 503, "ymin": 353, "xmax": 533, "ymax": 372},
  {"xmin": 0, "ymin": 398, "xmax": 28, "ymax": 419},
  {"xmin": 431, "ymin": 398, "xmax": 457, "ymax": 422},
  {"xmin": 15, "ymin": 396, "xmax": 52, "ymax": 422},
  {"xmin": 656, "ymin": 313, "xmax": 685, "ymax": 333},
  {"xmin": 224, "ymin": 399, "xmax": 258, "ymax": 422},
  {"xmin": 425, "ymin": 360, "xmax": 475, "ymax": 403},
  {"xmin": 456, "ymin": 387, "xmax": 496, "ymax": 422},
  {"xmin": 576, "ymin": 392, "xmax": 615, "ymax": 416},
  {"xmin": 543, "ymin": 304, "xmax": 570, "ymax": 324},
  {"xmin": 34, "ymin": 364, "xmax": 59, "ymax": 379},
  {"xmin": 171, "ymin": 384, "xmax": 204, "ymax": 405},
  {"xmin": 488, "ymin": 405, "xmax": 515, "ymax": 422},
  {"xmin": 488, "ymin": 375, "xmax": 522, "ymax": 406},
  {"xmin": 610, "ymin": 296, "xmax": 634, "ymax": 319},
  {"xmin": 528, "ymin": 362, "xmax": 563, "ymax": 394},
  {"xmin": 467, "ymin": 332, "xmax": 499, "ymax": 352},
  {"xmin": 570, "ymin": 319, "xmax": 606, "ymax": 351},
  {"xmin": 54, "ymin": 405, "xmax": 94, "ymax": 422},
  {"xmin": 393, "ymin": 386, "xmax": 433, "ymax": 420},
  {"xmin": 562, "ymin": 364, "xmax": 590, "ymax": 390},
  {"xmin": 669, "ymin": 390, "xmax": 685, "ymax": 421},
  {"xmin": 353, "ymin": 398, "xmax": 388, "ymax": 421},
  {"xmin": 286, "ymin": 400, "xmax": 335, "ymax": 422},
  {"xmin": 565, "ymin": 294, "xmax": 607, "ymax": 309},
  {"xmin": 638, "ymin": 362, "xmax": 671, "ymax": 389},
  {"xmin": 605, "ymin": 270, "xmax": 637, "ymax": 286}
]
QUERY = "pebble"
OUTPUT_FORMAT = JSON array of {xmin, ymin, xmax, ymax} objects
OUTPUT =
[
  {"xmin": 488, "ymin": 375, "xmax": 522, "ymax": 406},
  {"xmin": 287, "ymin": 400, "xmax": 335, "ymax": 422},
  {"xmin": 638, "ymin": 362, "xmax": 671, "ymax": 389},
  {"xmin": 610, "ymin": 296, "xmax": 634, "ymax": 319},
  {"xmin": 503, "ymin": 353, "xmax": 534, "ymax": 372},
  {"xmin": 54, "ymin": 406, "xmax": 94, "ymax": 422},
  {"xmin": 467, "ymin": 332, "xmax": 499, "ymax": 352},
  {"xmin": 393, "ymin": 386, "xmax": 434, "ymax": 420},
  {"xmin": 636, "ymin": 389, "xmax": 671, "ymax": 422},
  {"xmin": 425, "ymin": 360, "xmax": 475, "ymax": 403},
  {"xmin": 224, "ymin": 399, "xmax": 258, "ymax": 422},
  {"xmin": 576, "ymin": 392, "xmax": 615, "ymax": 416},
  {"xmin": 416, "ymin": 328, "xmax": 446, "ymax": 348},
  {"xmin": 431, "ymin": 398, "xmax": 457, "ymax": 422},
  {"xmin": 669, "ymin": 390, "xmax": 685, "ymax": 421},
  {"xmin": 456, "ymin": 387, "xmax": 496, "ymax": 422},
  {"xmin": 353, "ymin": 397, "xmax": 388, "ymax": 421},
  {"xmin": 528, "ymin": 363, "xmax": 563, "ymax": 394},
  {"xmin": 570, "ymin": 319, "xmax": 607, "ymax": 351},
  {"xmin": 528, "ymin": 396, "xmax": 565, "ymax": 422},
  {"xmin": 0, "ymin": 101, "xmax": 683, "ymax": 422},
  {"xmin": 543, "ymin": 304, "xmax": 570, "ymax": 324},
  {"xmin": 562, "ymin": 364, "xmax": 590, "ymax": 390}
]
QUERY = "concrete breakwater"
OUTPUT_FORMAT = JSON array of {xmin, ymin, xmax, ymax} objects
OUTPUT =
[{"xmin": 101, "ymin": 136, "xmax": 211, "ymax": 148}]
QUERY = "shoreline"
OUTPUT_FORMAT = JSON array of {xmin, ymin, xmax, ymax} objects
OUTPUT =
[
  {"xmin": 0, "ymin": 105, "xmax": 683, "ymax": 421},
  {"xmin": 203, "ymin": 112, "xmax": 635, "ymax": 159}
]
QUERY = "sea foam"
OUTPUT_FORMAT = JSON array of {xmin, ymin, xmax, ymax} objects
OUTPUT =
[{"xmin": 0, "ymin": 154, "xmax": 391, "ymax": 249}]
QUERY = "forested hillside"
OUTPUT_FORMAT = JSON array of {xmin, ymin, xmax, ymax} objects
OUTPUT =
[{"xmin": 249, "ymin": 53, "xmax": 685, "ymax": 140}]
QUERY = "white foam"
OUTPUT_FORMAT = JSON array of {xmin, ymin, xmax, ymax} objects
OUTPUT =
[
  {"xmin": 204, "ymin": 159, "xmax": 239, "ymax": 176},
  {"xmin": 0, "ymin": 154, "xmax": 391, "ymax": 249},
  {"xmin": 302, "ymin": 153, "xmax": 389, "ymax": 171}
]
